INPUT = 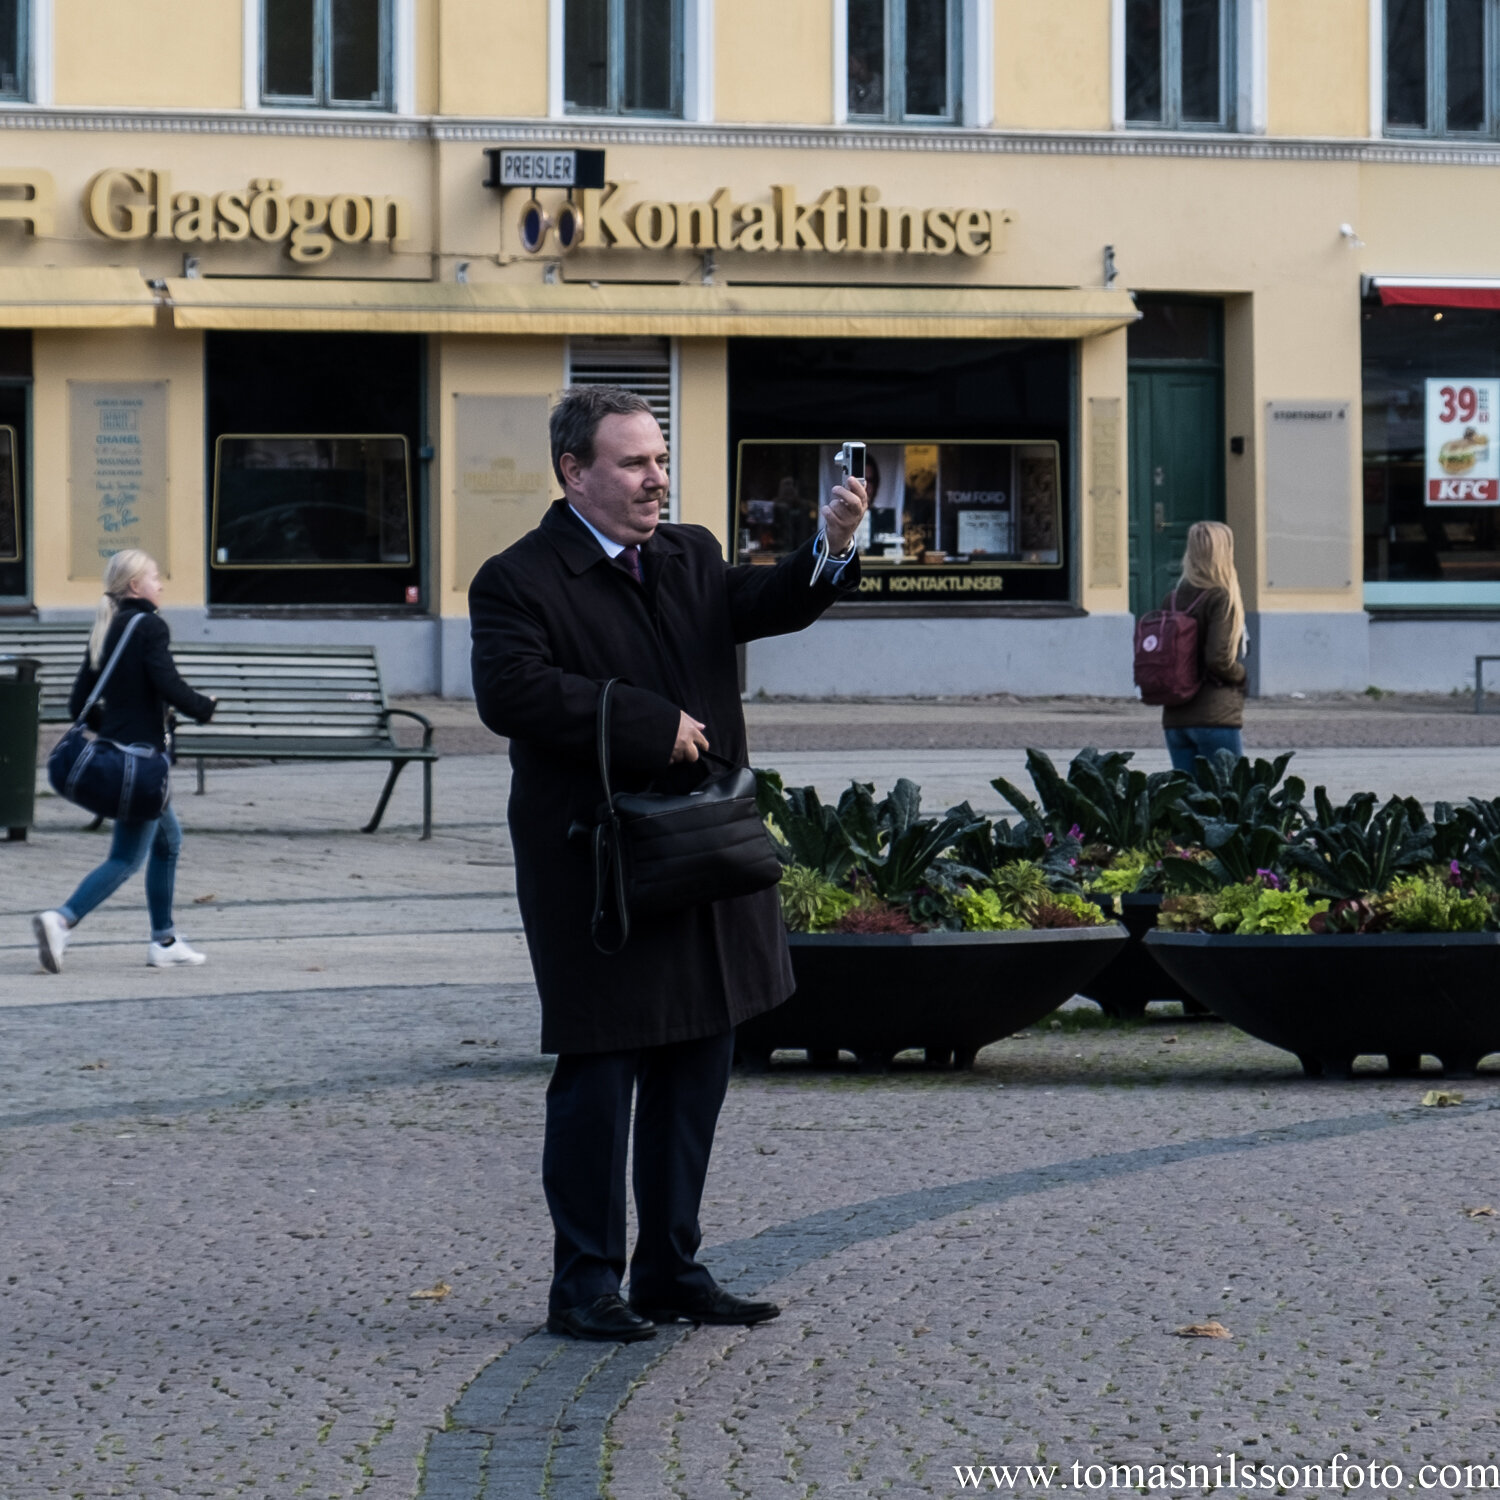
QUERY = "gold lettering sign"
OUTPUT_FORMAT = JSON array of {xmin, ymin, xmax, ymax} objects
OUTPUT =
[
  {"xmin": 85, "ymin": 171, "xmax": 411, "ymax": 262},
  {"xmin": 0, "ymin": 169, "xmax": 56, "ymax": 236},
  {"xmin": 549, "ymin": 183, "xmax": 1006, "ymax": 258}
]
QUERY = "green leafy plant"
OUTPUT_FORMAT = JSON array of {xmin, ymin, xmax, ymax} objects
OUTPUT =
[
  {"xmin": 1086, "ymin": 850, "xmax": 1155, "ymax": 897},
  {"xmin": 777, "ymin": 865, "xmax": 858, "ymax": 934},
  {"xmin": 953, "ymin": 887, "xmax": 1029, "ymax": 932},
  {"xmin": 1378, "ymin": 869, "xmax": 1493, "ymax": 933},
  {"xmin": 1282, "ymin": 790, "xmax": 1436, "ymax": 899},
  {"xmin": 1180, "ymin": 749, "xmax": 1306, "ymax": 838},
  {"xmin": 1157, "ymin": 879, "xmax": 1328, "ymax": 934},
  {"xmin": 993, "ymin": 748, "xmax": 1191, "ymax": 855}
]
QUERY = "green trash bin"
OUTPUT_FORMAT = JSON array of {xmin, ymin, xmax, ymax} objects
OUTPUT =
[{"xmin": 0, "ymin": 655, "xmax": 42, "ymax": 841}]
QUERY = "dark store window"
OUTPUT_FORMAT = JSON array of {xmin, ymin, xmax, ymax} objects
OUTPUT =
[
  {"xmin": 565, "ymin": 0, "xmax": 682, "ymax": 116},
  {"xmin": 1363, "ymin": 302, "xmax": 1500, "ymax": 604},
  {"xmin": 847, "ymin": 0, "xmax": 959, "ymax": 123},
  {"xmin": 263, "ymin": 0, "xmax": 389, "ymax": 109},
  {"xmin": 205, "ymin": 332, "xmax": 423, "ymax": 609},
  {"xmin": 1126, "ymin": 0, "xmax": 1236, "ymax": 130},
  {"xmin": 1385, "ymin": 0, "xmax": 1500, "ymax": 136},
  {"xmin": 729, "ymin": 339, "xmax": 1073, "ymax": 605},
  {"xmin": 0, "ymin": 0, "xmax": 26, "ymax": 100}
]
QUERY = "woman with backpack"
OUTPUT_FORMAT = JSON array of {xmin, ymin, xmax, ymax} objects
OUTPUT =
[
  {"xmin": 1156, "ymin": 520, "xmax": 1248, "ymax": 773},
  {"xmin": 33, "ymin": 549, "xmax": 217, "ymax": 975}
]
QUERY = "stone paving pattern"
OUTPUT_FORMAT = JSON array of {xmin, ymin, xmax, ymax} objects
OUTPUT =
[{"xmin": 5, "ymin": 708, "xmax": 1500, "ymax": 1498}]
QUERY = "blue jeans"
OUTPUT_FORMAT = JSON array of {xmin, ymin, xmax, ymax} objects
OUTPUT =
[
  {"xmin": 59, "ymin": 802, "xmax": 182, "ymax": 941},
  {"xmin": 1164, "ymin": 726, "xmax": 1244, "ymax": 775}
]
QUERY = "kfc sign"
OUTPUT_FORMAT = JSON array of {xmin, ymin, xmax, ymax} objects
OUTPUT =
[{"xmin": 1426, "ymin": 378, "xmax": 1500, "ymax": 505}]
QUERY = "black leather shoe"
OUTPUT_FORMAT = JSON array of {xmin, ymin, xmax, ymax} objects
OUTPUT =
[
  {"xmin": 630, "ymin": 1284, "xmax": 781, "ymax": 1327},
  {"xmin": 547, "ymin": 1293, "xmax": 657, "ymax": 1342}
]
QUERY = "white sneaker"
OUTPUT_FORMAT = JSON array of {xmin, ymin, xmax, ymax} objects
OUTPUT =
[
  {"xmin": 148, "ymin": 938, "xmax": 206, "ymax": 968},
  {"xmin": 33, "ymin": 911, "xmax": 69, "ymax": 974}
]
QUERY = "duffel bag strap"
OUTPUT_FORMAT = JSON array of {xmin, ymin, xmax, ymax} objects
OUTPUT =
[{"xmin": 72, "ymin": 613, "xmax": 145, "ymax": 728}]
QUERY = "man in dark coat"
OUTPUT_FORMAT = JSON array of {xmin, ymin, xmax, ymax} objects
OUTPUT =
[{"xmin": 470, "ymin": 386, "xmax": 866, "ymax": 1342}]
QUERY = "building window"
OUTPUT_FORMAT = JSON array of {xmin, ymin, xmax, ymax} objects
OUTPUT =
[
  {"xmin": 206, "ymin": 333, "xmax": 423, "ymax": 609},
  {"xmin": 1125, "ymin": 0, "xmax": 1235, "ymax": 129},
  {"xmin": 0, "ymin": 0, "xmax": 28, "ymax": 100},
  {"xmin": 847, "ymin": 0, "xmax": 960, "ymax": 124},
  {"xmin": 1385, "ymin": 0, "xmax": 1499, "ymax": 136},
  {"xmin": 1363, "ymin": 301, "xmax": 1500, "ymax": 606},
  {"xmin": 567, "ymin": 336, "xmax": 677, "ymax": 516},
  {"xmin": 565, "ymin": 0, "xmax": 682, "ymax": 117},
  {"xmin": 262, "ymin": 0, "xmax": 391, "ymax": 110}
]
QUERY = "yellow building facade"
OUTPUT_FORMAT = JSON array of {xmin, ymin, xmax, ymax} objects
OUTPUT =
[{"xmin": 0, "ymin": 0, "xmax": 1495, "ymax": 695}]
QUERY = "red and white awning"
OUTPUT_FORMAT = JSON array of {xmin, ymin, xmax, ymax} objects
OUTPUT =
[{"xmin": 1369, "ymin": 276, "xmax": 1500, "ymax": 309}]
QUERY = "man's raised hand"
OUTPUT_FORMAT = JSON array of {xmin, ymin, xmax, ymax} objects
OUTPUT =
[{"xmin": 822, "ymin": 475, "xmax": 870, "ymax": 555}]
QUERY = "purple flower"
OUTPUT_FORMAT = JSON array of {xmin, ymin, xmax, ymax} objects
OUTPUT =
[
  {"xmin": 1068, "ymin": 824, "xmax": 1083, "ymax": 842},
  {"xmin": 1450, "ymin": 859, "xmax": 1464, "ymax": 887},
  {"xmin": 1255, "ymin": 868, "xmax": 1283, "ymax": 890},
  {"xmin": 1043, "ymin": 832, "xmax": 1055, "ymax": 848}
]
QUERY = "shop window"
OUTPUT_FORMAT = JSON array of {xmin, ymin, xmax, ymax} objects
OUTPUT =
[
  {"xmin": 567, "ymin": 336, "xmax": 676, "ymax": 514},
  {"xmin": 729, "ymin": 339, "xmax": 1073, "ymax": 606},
  {"xmin": 1363, "ymin": 302, "xmax": 1500, "ymax": 606},
  {"xmin": 0, "ymin": 0, "xmax": 26, "ymax": 100},
  {"xmin": 263, "ymin": 0, "xmax": 391, "ymax": 109},
  {"xmin": 847, "ymin": 0, "xmax": 959, "ymax": 123},
  {"xmin": 205, "ymin": 333, "xmax": 422, "ymax": 609},
  {"xmin": 1125, "ymin": 0, "xmax": 1236, "ymax": 130},
  {"xmin": 1385, "ymin": 0, "xmax": 1500, "ymax": 136},
  {"xmin": 565, "ymin": 0, "xmax": 682, "ymax": 117}
]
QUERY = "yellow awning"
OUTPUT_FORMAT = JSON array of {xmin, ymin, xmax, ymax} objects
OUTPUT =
[
  {"xmin": 165, "ymin": 277, "xmax": 1139, "ymax": 340},
  {"xmin": 0, "ymin": 267, "xmax": 157, "ymax": 328}
]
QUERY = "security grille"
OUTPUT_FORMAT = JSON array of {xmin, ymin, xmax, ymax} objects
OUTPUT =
[{"xmin": 566, "ymin": 336, "xmax": 677, "ymax": 517}]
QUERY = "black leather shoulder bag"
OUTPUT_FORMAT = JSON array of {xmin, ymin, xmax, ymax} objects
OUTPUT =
[{"xmin": 589, "ymin": 677, "xmax": 783, "ymax": 954}]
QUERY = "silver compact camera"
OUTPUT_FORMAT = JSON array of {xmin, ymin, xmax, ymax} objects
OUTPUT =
[{"xmin": 834, "ymin": 442, "xmax": 866, "ymax": 482}]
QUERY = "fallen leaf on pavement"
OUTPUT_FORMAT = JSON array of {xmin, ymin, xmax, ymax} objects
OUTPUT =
[
  {"xmin": 1422, "ymin": 1090, "xmax": 1464, "ymax": 1107},
  {"xmin": 193, "ymin": 893, "xmax": 217, "ymax": 904},
  {"xmin": 1464, "ymin": 1205, "xmax": 1497, "ymax": 1218},
  {"xmin": 1160, "ymin": 1035, "xmax": 1179, "ymax": 1045},
  {"xmin": 754, "ymin": 1144, "xmax": 777, "ymax": 1155},
  {"xmin": 79, "ymin": 1061, "xmax": 108, "ymax": 1072},
  {"xmin": 911, "ymin": 1326, "xmax": 930, "ymax": 1337},
  {"xmin": 409, "ymin": 1281, "xmax": 452, "ymax": 1301},
  {"xmin": 1173, "ymin": 1321, "xmax": 1231, "ymax": 1339}
]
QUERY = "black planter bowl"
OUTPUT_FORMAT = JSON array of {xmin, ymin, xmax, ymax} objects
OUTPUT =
[
  {"xmin": 735, "ymin": 925, "xmax": 1128, "ymax": 1071},
  {"xmin": 1144, "ymin": 930, "xmax": 1500, "ymax": 1078},
  {"xmin": 1080, "ymin": 893, "xmax": 1207, "ymax": 1020}
]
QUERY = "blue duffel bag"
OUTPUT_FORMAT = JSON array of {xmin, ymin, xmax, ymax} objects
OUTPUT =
[{"xmin": 46, "ymin": 613, "xmax": 171, "ymax": 823}]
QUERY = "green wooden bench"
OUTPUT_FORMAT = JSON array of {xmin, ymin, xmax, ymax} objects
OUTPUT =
[
  {"xmin": 171, "ymin": 643, "xmax": 437, "ymax": 839},
  {"xmin": 0, "ymin": 620, "xmax": 91, "ymax": 721}
]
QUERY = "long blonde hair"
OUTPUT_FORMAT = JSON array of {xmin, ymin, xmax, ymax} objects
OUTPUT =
[
  {"xmin": 1179, "ymin": 521, "xmax": 1246, "ymax": 658},
  {"xmin": 89, "ymin": 549, "xmax": 156, "ymax": 668}
]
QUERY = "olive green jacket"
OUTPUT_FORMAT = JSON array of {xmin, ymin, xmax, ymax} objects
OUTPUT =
[{"xmin": 1159, "ymin": 583, "xmax": 1247, "ymax": 729}]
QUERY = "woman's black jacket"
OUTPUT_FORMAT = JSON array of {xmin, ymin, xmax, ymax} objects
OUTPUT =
[{"xmin": 67, "ymin": 598, "xmax": 216, "ymax": 752}]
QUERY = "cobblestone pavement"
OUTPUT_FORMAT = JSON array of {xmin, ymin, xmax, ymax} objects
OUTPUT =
[{"xmin": 6, "ymin": 746, "xmax": 1500, "ymax": 1498}]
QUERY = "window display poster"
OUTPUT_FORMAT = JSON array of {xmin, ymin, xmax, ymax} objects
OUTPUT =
[
  {"xmin": 68, "ymin": 382, "xmax": 169, "ymax": 579},
  {"xmin": 1426, "ymin": 378, "xmax": 1500, "ymax": 504},
  {"xmin": 452, "ymin": 394, "xmax": 552, "ymax": 590}
]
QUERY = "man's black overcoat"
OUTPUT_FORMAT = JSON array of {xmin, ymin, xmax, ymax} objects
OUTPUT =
[{"xmin": 470, "ymin": 501, "xmax": 856, "ymax": 1054}]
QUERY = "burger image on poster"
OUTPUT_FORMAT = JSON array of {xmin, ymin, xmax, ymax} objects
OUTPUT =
[{"xmin": 1440, "ymin": 427, "xmax": 1489, "ymax": 475}]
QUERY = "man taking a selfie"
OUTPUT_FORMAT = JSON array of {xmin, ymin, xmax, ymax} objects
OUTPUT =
[{"xmin": 470, "ymin": 385, "xmax": 867, "ymax": 1343}]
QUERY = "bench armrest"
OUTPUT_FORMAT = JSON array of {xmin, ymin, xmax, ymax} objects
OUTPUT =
[{"xmin": 384, "ymin": 706, "xmax": 436, "ymax": 751}]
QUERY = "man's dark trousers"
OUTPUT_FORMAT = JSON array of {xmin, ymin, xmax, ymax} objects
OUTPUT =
[{"xmin": 542, "ymin": 1030, "xmax": 736, "ymax": 1314}]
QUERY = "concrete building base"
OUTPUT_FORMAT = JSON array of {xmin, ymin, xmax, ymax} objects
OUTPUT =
[
  {"xmin": 744, "ymin": 613, "xmax": 1138, "ymax": 698},
  {"xmin": 1246, "ymin": 612, "xmax": 1370, "ymax": 697},
  {"xmin": 1368, "ymin": 615, "xmax": 1500, "ymax": 695}
]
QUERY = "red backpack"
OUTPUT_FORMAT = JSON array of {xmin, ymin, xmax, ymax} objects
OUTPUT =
[{"xmin": 1133, "ymin": 589, "xmax": 1205, "ymax": 706}]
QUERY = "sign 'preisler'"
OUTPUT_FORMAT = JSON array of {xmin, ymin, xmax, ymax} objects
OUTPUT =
[{"xmin": 483, "ymin": 148, "xmax": 607, "ymax": 191}]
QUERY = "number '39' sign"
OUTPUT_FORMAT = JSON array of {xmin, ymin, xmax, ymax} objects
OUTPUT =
[{"xmin": 1426, "ymin": 378, "xmax": 1500, "ymax": 505}]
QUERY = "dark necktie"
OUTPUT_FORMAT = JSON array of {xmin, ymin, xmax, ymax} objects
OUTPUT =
[{"xmin": 621, "ymin": 545, "xmax": 643, "ymax": 583}]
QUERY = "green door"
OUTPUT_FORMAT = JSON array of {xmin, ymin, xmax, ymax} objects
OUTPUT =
[{"xmin": 1128, "ymin": 367, "xmax": 1223, "ymax": 616}]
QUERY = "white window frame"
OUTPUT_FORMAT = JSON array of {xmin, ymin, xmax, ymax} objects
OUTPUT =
[
  {"xmin": 28, "ymin": 0, "xmax": 51, "ymax": 105},
  {"xmin": 1369, "ymin": 0, "xmax": 1385, "ymax": 136},
  {"xmin": 249, "ymin": 0, "xmax": 404, "ymax": 112},
  {"xmin": 1110, "ymin": 0, "xmax": 1263, "ymax": 132},
  {"xmin": 550, "ymin": 0, "xmax": 709, "ymax": 121},
  {"xmin": 1379, "ymin": 0, "xmax": 1500, "ymax": 139}
]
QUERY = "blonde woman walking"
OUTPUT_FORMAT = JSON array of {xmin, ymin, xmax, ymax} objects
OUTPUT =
[
  {"xmin": 1161, "ymin": 520, "xmax": 1248, "ymax": 773},
  {"xmin": 33, "ymin": 550, "xmax": 216, "ymax": 974}
]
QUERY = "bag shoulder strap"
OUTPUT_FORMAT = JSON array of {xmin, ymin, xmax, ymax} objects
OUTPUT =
[{"xmin": 73, "ymin": 613, "xmax": 145, "ymax": 727}]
